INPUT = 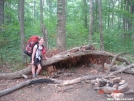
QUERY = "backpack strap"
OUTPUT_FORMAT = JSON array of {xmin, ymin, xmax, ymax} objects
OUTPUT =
[
  {"xmin": 42, "ymin": 45, "xmax": 44, "ymax": 51},
  {"xmin": 36, "ymin": 44, "xmax": 44, "ymax": 51}
]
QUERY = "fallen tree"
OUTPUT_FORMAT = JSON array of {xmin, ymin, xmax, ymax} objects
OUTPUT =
[{"xmin": 0, "ymin": 45, "xmax": 131, "ymax": 79}]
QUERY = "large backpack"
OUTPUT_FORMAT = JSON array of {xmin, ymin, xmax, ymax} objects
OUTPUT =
[{"xmin": 24, "ymin": 36, "xmax": 39, "ymax": 57}]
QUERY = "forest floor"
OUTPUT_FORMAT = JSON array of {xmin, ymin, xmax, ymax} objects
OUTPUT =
[{"xmin": 0, "ymin": 65, "xmax": 134, "ymax": 101}]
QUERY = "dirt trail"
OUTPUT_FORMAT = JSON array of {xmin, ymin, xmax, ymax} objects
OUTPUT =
[{"xmin": 0, "ymin": 67, "xmax": 134, "ymax": 101}]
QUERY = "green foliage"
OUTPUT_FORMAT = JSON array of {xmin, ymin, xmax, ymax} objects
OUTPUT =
[
  {"xmin": 66, "ymin": 21, "xmax": 88, "ymax": 48},
  {"xmin": 104, "ymin": 29, "xmax": 133, "ymax": 53}
]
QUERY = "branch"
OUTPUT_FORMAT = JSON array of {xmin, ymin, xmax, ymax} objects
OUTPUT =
[
  {"xmin": 0, "ymin": 75, "xmax": 103, "ymax": 97},
  {"xmin": 106, "ymin": 53, "xmax": 126, "ymax": 75},
  {"xmin": 0, "ymin": 78, "xmax": 54, "ymax": 97},
  {"xmin": 104, "ymin": 64, "xmax": 134, "ymax": 78},
  {"xmin": 105, "ymin": 63, "xmax": 134, "ymax": 75}
]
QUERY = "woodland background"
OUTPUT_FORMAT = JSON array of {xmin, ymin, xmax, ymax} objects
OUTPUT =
[{"xmin": 0, "ymin": 0, "xmax": 134, "ymax": 70}]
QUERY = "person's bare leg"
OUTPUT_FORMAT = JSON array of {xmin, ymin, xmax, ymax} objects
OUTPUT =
[
  {"xmin": 36, "ymin": 64, "xmax": 42, "ymax": 76},
  {"xmin": 32, "ymin": 65, "xmax": 36, "ymax": 78}
]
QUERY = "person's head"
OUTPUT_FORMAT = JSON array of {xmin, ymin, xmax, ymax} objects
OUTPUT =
[{"xmin": 38, "ymin": 37, "xmax": 44, "ymax": 45}]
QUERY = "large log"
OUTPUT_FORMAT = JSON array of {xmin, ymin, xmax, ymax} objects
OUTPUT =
[
  {"xmin": 0, "ymin": 66, "xmax": 31, "ymax": 79},
  {"xmin": 0, "ymin": 50, "xmax": 130, "ymax": 79}
]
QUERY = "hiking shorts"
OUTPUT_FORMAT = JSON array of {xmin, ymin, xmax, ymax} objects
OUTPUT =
[{"xmin": 34, "ymin": 57, "xmax": 42, "ymax": 66}]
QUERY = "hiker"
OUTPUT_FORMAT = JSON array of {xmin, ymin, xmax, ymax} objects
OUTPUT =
[{"xmin": 31, "ymin": 37, "xmax": 47, "ymax": 78}]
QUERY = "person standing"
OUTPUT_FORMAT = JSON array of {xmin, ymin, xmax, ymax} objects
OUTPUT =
[{"xmin": 31, "ymin": 37, "xmax": 47, "ymax": 78}]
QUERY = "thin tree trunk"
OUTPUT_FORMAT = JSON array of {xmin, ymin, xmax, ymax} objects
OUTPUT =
[
  {"xmin": 40, "ymin": 0, "xmax": 43, "ymax": 34},
  {"xmin": 107, "ymin": 0, "xmax": 110, "ymax": 28},
  {"xmin": 83, "ymin": 0, "xmax": 88, "ymax": 28},
  {"xmin": 125, "ymin": 0, "xmax": 129, "ymax": 31},
  {"xmin": 123, "ymin": 0, "xmax": 126, "ymax": 31},
  {"xmin": 128, "ymin": 0, "xmax": 133, "ymax": 33},
  {"xmin": 94, "ymin": 0, "xmax": 99, "ymax": 33},
  {"xmin": 118, "ymin": 0, "xmax": 121, "ymax": 29},
  {"xmin": 33, "ymin": 0, "xmax": 36, "ymax": 20},
  {"xmin": 19, "ymin": 0, "xmax": 25, "ymax": 64},
  {"xmin": 98, "ymin": 0, "xmax": 104, "ymax": 51},
  {"xmin": 0, "ymin": 0, "xmax": 4, "ymax": 26},
  {"xmin": 57, "ymin": 0, "xmax": 66, "ymax": 51},
  {"xmin": 111, "ymin": 0, "xmax": 114, "ymax": 29},
  {"xmin": 43, "ymin": 25, "xmax": 48, "ymax": 50},
  {"xmin": 89, "ymin": 0, "xmax": 93, "ymax": 44},
  {"xmin": 95, "ymin": 0, "xmax": 98, "ymax": 20}
]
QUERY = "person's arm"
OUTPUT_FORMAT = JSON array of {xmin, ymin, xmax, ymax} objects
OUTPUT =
[
  {"xmin": 31, "ymin": 45, "xmax": 37, "ymax": 64},
  {"xmin": 44, "ymin": 54, "xmax": 48, "ymax": 59},
  {"xmin": 42, "ymin": 46, "xmax": 48, "ymax": 60}
]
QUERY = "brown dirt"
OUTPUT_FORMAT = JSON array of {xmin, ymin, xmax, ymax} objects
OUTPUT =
[{"xmin": 0, "ymin": 66, "xmax": 134, "ymax": 101}]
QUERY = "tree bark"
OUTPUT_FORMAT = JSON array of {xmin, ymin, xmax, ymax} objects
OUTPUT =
[
  {"xmin": 43, "ymin": 24, "xmax": 48, "ymax": 50},
  {"xmin": 83, "ymin": 0, "xmax": 88, "ymax": 28},
  {"xmin": 19, "ymin": 0, "xmax": 26, "ymax": 64},
  {"xmin": 40, "ymin": 0, "xmax": 43, "ymax": 34},
  {"xmin": 111, "ymin": 0, "xmax": 114, "ymax": 29},
  {"xmin": 89, "ymin": 0, "xmax": 93, "ymax": 43},
  {"xmin": 98, "ymin": 0, "xmax": 104, "ymax": 51},
  {"xmin": 107, "ymin": 0, "xmax": 110, "ymax": 28},
  {"xmin": 0, "ymin": 0, "xmax": 4, "ymax": 26},
  {"xmin": 57, "ymin": 0, "xmax": 66, "ymax": 51}
]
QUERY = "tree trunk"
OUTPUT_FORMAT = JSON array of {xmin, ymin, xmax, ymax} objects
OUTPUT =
[
  {"xmin": 111, "ymin": 0, "xmax": 114, "ymax": 29},
  {"xmin": 128, "ymin": 0, "xmax": 134, "ymax": 32},
  {"xmin": 107, "ymin": 0, "xmax": 111, "ymax": 29},
  {"xmin": 0, "ymin": 47, "xmax": 131, "ymax": 79},
  {"xmin": 57, "ymin": 0, "xmax": 66, "ymax": 51},
  {"xmin": 40, "ymin": 0, "xmax": 43, "ymax": 34},
  {"xmin": 43, "ymin": 24, "xmax": 48, "ymax": 50},
  {"xmin": 94, "ymin": 0, "xmax": 99, "ymax": 33},
  {"xmin": 98, "ymin": 0, "xmax": 104, "ymax": 51},
  {"xmin": 123, "ymin": 0, "xmax": 126, "ymax": 31},
  {"xmin": 89, "ymin": 0, "xmax": 93, "ymax": 44},
  {"xmin": 83, "ymin": 0, "xmax": 88, "ymax": 28},
  {"xmin": 40, "ymin": 0, "xmax": 49, "ymax": 49},
  {"xmin": 0, "ymin": 0, "xmax": 4, "ymax": 26},
  {"xmin": 19, "ymin": 0, "xmax": 25, "ymax": 64},
  {"xmin": 33, "ymin": 0, "xmax": 36, "ymax": 20},
  {"xmin": 118, "ymin": 0, "xmax": 121, "ymax": 29}
]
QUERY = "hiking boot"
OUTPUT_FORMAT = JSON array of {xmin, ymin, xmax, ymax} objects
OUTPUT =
[{"xmin": 32, "ymin": 74, "xmax": 37, "ymax": 79}]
